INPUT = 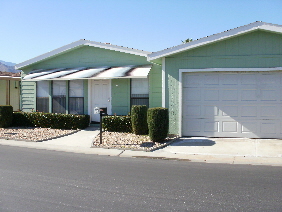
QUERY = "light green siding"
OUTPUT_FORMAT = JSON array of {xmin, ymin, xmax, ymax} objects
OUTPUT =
[
  {"xmin": 21, "ymin": 80, "xmax": 36, "ymax": 111},
  {"xmin": 28, "ymin": 46, "xmax": 150, "ymax": 69},
  {"xmin": 111, "ymin": 78, "xmax": 130, "ymax": 115},
  {"xmin": 164, "ymin": 30, "xmax": 282, "ymax": 134},
  {"xmin": 149, "ymin": 65, "xmax": 162, "ymax": 108}
]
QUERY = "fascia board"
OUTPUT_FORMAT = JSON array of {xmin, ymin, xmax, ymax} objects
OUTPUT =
[
  {"xmin": 148, "ymin": 22, "xmax": 282, "ymax": 61},
  {"xmin": 259, "ymin": 24, "xmax": 282, "ymax": 33},
  {"xmin": 86, "ymin": 41, "xmax": 151, "ymax": 57}
]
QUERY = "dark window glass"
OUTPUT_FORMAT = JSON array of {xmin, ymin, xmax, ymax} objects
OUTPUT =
[
  {"xmin": 69, "ymin": 80, "xmax": 84, "ymax": 114},
  {"xmin": 36, "ymin": 81, "xmax": 50, "ymax": 112},
  {"xmin": 52, "ymin": 81, "xmax": 66, "ymax": 113},
  {"xmin": 36, "ymin": 97, "xmax": 49, "ymax": 112},
  {"xmin": 69, "ymin": 97, "xmax": 84, "ymax": 114},
  {"xmin": 131, "ymin": 79, "xmax": 149, "ymax": 107},
  {"xmin": 52, "ymin": 96, "xmax": 66, "ymax": 113}
]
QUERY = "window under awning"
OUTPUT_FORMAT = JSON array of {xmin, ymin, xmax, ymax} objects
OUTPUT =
[{"xmin": 23, "ymin": 65, "xmax": 152, "ymax": 81}]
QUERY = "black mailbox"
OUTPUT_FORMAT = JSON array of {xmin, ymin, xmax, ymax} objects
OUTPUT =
[{"xmin": 100, "ymin": 107, "xmax": 107, "ymax": 115}]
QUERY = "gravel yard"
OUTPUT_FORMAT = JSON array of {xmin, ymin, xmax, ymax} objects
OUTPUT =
[
  {"xmin": 0, "ymin": 127, "xmax": 78, "ymax": 142},
  {"xmin": 92, "ymin": 131, "xmax": 178, "ymax": 151},
  {"xmin": 0, "ymin": 127, "xmax": 178, "ymax": 151}
]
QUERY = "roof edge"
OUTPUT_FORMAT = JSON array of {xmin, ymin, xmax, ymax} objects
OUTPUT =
[
  {"xmin": 148, "ymin": 21, "xmax": 282, "ymax": 61},
  {"xmin": 16, "ymin": 39, "xmax": 151, "ymax": 70}
]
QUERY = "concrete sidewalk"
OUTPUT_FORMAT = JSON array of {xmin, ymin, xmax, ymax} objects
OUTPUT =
[{"xmin": 0, "ymin": 127, "xmax": 282, "ymax": 166}]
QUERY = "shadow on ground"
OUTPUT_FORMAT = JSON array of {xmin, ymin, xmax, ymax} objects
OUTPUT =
[{"xmin": 171, "ymin": 138, "xmax": 216, "ymax": 146}]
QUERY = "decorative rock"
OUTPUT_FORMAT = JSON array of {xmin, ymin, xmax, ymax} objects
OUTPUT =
[
  {"xmin": 0, "ymin": 127, "xmax": 77, "ymax": 142},
  {"xmin": 92, "ymin": 131, "xmax": 178, "ymax": 151}
]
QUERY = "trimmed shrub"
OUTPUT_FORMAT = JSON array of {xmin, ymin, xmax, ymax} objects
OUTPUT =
[
  {"xmin": 0, "ymin": 105, "xmax": 13, "ymax": 128},
  {"xmin": 147, "ymin": 107, "xmax": 169, "ymax": 142},
  {"xmin": 102, "ymin": 115, "xmax": 132, "ymax": 133},
  {"xmin": 12, "ymin": 112, "xmax": 33, "ymax": 127},
  {"xmin": 12, "ymin": 112, "xmax": 90, "ymax": 129},
  {"xmin": 131, "ymin": 105, "xmax": 148, "ymax": 135}
]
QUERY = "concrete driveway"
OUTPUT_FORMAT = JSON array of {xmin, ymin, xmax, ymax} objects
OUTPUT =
[{"xmin": 161, "ymin": 137, "xmax": 282, "ymax": 158}]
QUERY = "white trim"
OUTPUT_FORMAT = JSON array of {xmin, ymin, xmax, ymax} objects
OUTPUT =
[
  {"xmin": 178, "ymin": 69, "xmax": 183, "ymax": 137},
  {"xmin": 162, "ymin": 57, "xmax": 166, "ymax": 107},
  {"xmin": 108, "ymin": 79, "xmax": 112, "ymax": 116},
  {"xmin": 180, "ymin": 67, "xmax": 282, "ymax": 73},
  {"xmin": 88, "ymin": 79, "xmax": 92, "ymax": 119},
  {"xmin": 179, "ymin": 67, "xmax": 282, "ymax": 137},
  {"xmin": 148, "ymin": 22, "xmax": 282, "ymax": 61},
  {"xmin": 16, "ymin": 39, "xmax": 151, "ymax": 69}
]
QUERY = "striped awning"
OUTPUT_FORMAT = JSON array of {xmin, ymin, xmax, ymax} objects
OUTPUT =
[{"xmin": 23, "ymin": 65, "xmax": 152, "ymax": 81}]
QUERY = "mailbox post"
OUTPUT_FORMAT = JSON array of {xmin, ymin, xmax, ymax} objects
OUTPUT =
[{"xmin": 99, "ymin": 108, "xmax": 108, "ymax": 144}]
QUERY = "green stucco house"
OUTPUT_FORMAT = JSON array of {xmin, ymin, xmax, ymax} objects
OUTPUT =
[
  {"xmin": 148, "ymin": 21, "xmax": 282, "ymax": 138},
  {"xmin": 16, "ymin": 21, "xmax": 282, "ymax": 139},
  {"xmin": 16, "ymin": 40, "xmax": 162, "ymax": 123}
]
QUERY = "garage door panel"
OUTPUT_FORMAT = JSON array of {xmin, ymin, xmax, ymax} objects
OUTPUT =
[
  {"xmin": 204, "ymin": 105, "xmax": 219, "ymax": 116},
  {"xmin": 182, "ymin": 71, "xmax": 282, "ymax": 138},
  {"xmin": 222, "ymin": 121, "xmax": 238, "ymax": 132},
  {"xmin": 241, "ymin": 106, "xmax": 257, "ymax": 117},
  {"xmin": 222, "ymin": 89, "xmax": 238, "ymax": 101},
  {"xmin": 183, "ymin": 74, "xmax": 201, "ymax": 86},
  {"xmin": 204, "ymin": 89, "xmax": 219, "ymax": 101},
  {"xmin": 184, "ymin": 105, "xmax": 201, "ymax": 117},
  {"xmin": 241, "ymin": 89, "xmax": 257, "ymax": 101},
  {"xmin": 184, "ymin": 88, "xmax": 201, "ymax": 101},
  {"xmin": 222, "ymin": 105, "xmax": 238, "ymax": 117},
  {"xmin": 204, "ymin": 74, "xmax": 219, "ymax": 85},
  {"xmin": 261, "ymin": 89, "xmax": 277, "ymax": 101},
  {"xmin": 204, "ymin": 121, "xmax": 219, "ymax": 132},
  {"xmin": 260, "ymin": 122, "xmax": 276, "ymax": 134},
  {"xmin": 261, "ymin": 73, "xmax": 277, "ymax": 84},
  {"xmin": 241, "ymin": 73, "xmax": 257, "ymax": 85},
  {"xmin": 241, "ymin": 122, "xmax": 257, "ymax": 133},
  {"xmin": 221, "ymin": 73, "xmax": 238, "ymax": 85},
  {"xmin": 260, "ymin": 105, "xmax": 277, "ymax": 117},
  {"xmin": 183, "ymin": 119, "xmax": 201, "ymax": 132}
]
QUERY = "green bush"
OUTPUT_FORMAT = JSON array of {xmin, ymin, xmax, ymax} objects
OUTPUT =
[
  {"xmin": 12, "ymin": 112, "xmax": 90, "ymax": 129},
  {"xmin": 131, "ymin": 105, "xmax": 148, "ymax": 135},
  {"xmin": 0, "ymin": 105, "xmax": 13, "ymax": 128},
  {"xmin": 102, "ymin": 115, "xmax": 132, "ymax": 133},
  {"xmin": 12, "ymin": 112, "xmax": 33, "ymax": 127},
  {"xmin": 147, "ymin": 107, "xmax": 169, "ymax": 142}
]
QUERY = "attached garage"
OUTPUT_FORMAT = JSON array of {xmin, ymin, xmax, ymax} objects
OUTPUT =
[
  {"xmin": 181, "ymin": 69, "xmax": 282, "ymax": 138},
  {"xmin": 148, "ymin": 21, "xmax": 282, "ymax": 138}
]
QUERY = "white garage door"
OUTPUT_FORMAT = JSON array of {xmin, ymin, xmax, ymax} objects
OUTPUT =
[{"xmin": 182, "ymin": 72, "xmax": 282, "ymax": 138}]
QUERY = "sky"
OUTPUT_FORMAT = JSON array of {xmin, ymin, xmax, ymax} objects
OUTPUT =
[{"xmin": 1, "ymin": 0, "xmax": 282, "ymax": 64}]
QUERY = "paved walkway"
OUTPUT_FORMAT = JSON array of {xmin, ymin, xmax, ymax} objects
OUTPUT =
[{"xmin": 0, "ymin": 127, "xmax": 282, "ymax": 166}]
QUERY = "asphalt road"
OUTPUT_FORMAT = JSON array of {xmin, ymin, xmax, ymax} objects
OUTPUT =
[{"xmin": 0, "ymin": 145, "xmax": 281, "ymax": 212}]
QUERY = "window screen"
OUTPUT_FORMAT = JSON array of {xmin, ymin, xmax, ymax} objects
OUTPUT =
[
  {"xmin": 131, "ymin": 78, "xmax": 149, "ymax": 107},
  {"xmin": 69, "ymin": 80, "xmax": 84, "ymax": 114},
  {"xmin": 36, "ymin": 81, "xmax": 49, "ymax": 112},
  {"xmin": 52, "ymin": 81, "xmax": 66, "ymax": 114}
]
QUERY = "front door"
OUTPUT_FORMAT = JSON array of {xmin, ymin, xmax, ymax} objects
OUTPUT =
[{"xmin": 91, "ymin": 79, "xmax": 111, "ymax": 122}]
